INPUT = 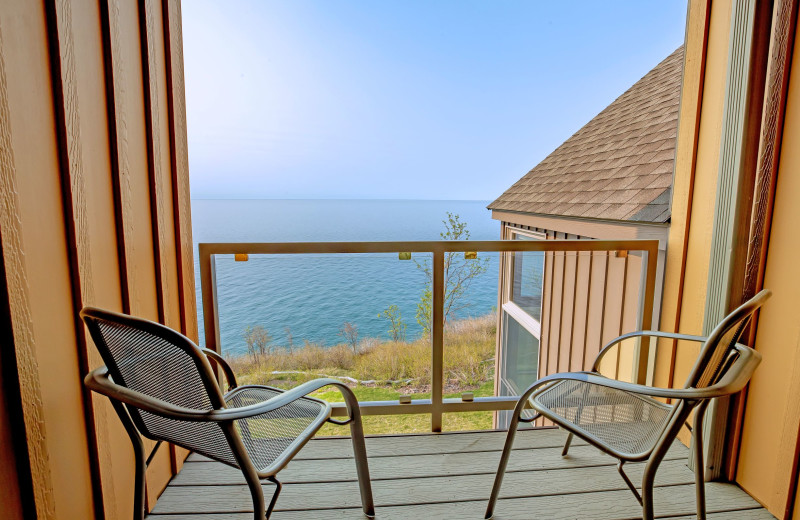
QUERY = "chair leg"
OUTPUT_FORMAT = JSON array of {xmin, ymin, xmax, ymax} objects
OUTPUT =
[
  {"xmin": 485, "ymin": 398, "xmax": 528, "ymax": 519},
  {"xmin": 265, "ymin": 477, "xmax": 282, "ymax": 520},
  {"xmin": 336, "ymin": 383, "xmax": 375, "ymax": 517},
  {"xmin": 561, "ymin": 432, "xmax": 574, "ymax": 457},
  {"xmin": 350, "ymin": 416, "xmax": 375, "ymax": 517},
  {"xmin": 693, "ymin": 401, "xmax": 710, "ymax": 520},
  {"xmin": 239, "ymin": 462, "xmax": 266, "ymax": 520},
  {"xmin": 642, "ymin": 409, "xmax": 692, "ymax": 520},
  {"xmin": 641, "ymin": 460, "xmax": 658, "ymax": 520},
  {"xmin": 109, "ymin": 400, "xmax": 146, "ymax": 520},
  {"xmin": 130, "ymin": 429, "xmax": 146, "ymax": 520}
]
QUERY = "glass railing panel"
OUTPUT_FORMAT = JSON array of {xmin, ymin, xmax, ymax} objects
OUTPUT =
[
  {"xmin": 209, "ymin": 252, "xmax": 430, "ymax": 394},
  {"xmin": 197, "ymin": 239, "xmax": 660, "ymax": 433}
]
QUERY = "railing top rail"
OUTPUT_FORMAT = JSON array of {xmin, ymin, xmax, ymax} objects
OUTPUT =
[{"xmin": 198, "ymin": 239, "xmax": 659, "ymax": 256}]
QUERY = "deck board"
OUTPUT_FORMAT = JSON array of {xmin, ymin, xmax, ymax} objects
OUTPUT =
[
  {"xmin": 185, "ymin": 428, "xmax": 588, "ymax": 462},
  {"xmin": 149, "ymin": 429, "xmax": 773, "ymax": 519}
]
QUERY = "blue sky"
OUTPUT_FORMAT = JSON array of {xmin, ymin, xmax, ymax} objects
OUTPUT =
[{"xmin": 183, "ymin": 1, "xmax": 687, "ymax": 200}]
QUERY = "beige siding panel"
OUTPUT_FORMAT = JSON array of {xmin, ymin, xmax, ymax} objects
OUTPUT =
[
  {"xmin": 669, "ymin": 0, "xmax": 731, "ymax": 450},
  {"xmin": 671, "ymin": 0, "xmax": 732, "ymax": 389},
  {"xmin": 164, "ymin": 0, "xmax": 198, "ymax": 344},
  {"xmin": 617, "ymin": 254, "xmax": 642, "ymax": 383},
  {"xmin": 558, "ymin": 239, "xmax": 578, "ymax": 373},
  {"xmin": 71, "ymin": 1, "xmax": 140, "ymax": 517},
  {"xmin": 113, "ymin": 0, "xmax": 159, "ymax": 321},
  {"xmin": 140, "ymin": 0, "xmax": 181, "ymax": 497},
  {"xmin": 1, "ymin": 0, "xmax": 193, "ymax": 516},
  {"xmin": 794, "ymin": 484, "xmax": 800, "ymax": 520},
  {"xmin": 537, "ymin": 236, "xmax": 555, "ymax": 427},
  {"xmin": 106, "ymin": 0, "xmax": 171, "ymax": 508},
  {"xmin": 736, "ymin": 26, "xmax": 800, "ymax": 516},
  {"xmin": 147, "ymin": 0, "xmax": 188, "ymax": 473},
  {"xmin": 546, "ymin": 236, "xmax": 565, "ymax": 377},
  {"xmin": 0, "ymin": 7, "xmax": 57, "ymax": 519},
  {"xmin": 4, "ymin": 3, "xmax": 97, "ymax": 520},
  {"xmin": 539, "ymin": 238, "xmax": 554, "ymax": 378},
  {"xmin": 654, "ymin": 0, "xmax": 713, "ymax": 392},
  {"xmin": 598, "ymin": 255, "xmax": 625, "ymax": 378},
  {"xmin": 570, "ymin": 251, "xmax": 592, "ymax": 371},
  {"xmin": 585, "ymin": 252, "xmax": 608, "ymax": 369},
  {"xmin": 0, "ymin": 352, "xmax": 24, "ymax": 520},
  {"xmin": 4, "ymin": 1, "xmax": 96, "ymax": 518}
]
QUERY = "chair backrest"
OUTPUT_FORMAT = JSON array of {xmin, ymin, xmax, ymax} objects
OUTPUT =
[
  {"xmin": 81, "ymin": 307, "xmax": 240, "ymax": 467},
  {"xmin": 683, "ymin": 289, "xmax": 771, "ymax": 389}
]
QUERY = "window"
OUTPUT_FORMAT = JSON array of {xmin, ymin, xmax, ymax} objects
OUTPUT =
[
  {"xmin": 510, "ymin": 235, "xmax": 544, "ymax": 322},
  {"xmin": 500, "ymin": 312, "xmax": 540, "ymax": 394},
  {"xmin": 498, "ymin": 229, "xmax": 545, "ymax": 401}
]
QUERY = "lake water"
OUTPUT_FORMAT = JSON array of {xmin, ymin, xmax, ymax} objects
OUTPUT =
[{"xmin": 192, "ymin": 199, "xmax": 500, "ymax": 355}]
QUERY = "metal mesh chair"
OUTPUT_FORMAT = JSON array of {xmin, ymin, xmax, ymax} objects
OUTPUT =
[
  {"xmin": 81, "ymin": 307, "xmax": 374, "ymax": 520},
  {"xmin": 485, "ymin": 290, "xmax": 770, "ymax": 520}
]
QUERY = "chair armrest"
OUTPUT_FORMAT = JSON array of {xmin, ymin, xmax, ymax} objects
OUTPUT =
[
  {"xmin": 85, "ymin": 366, "xmax": 218, "ymax": 421},
  {"xmin": 217, "ymin": 378, "xmax": 357, "ymax": 421},
  {"xmin": 199, "ymin": 347, "xmax": 238, "ymax": 390},
  {"xmin": 86, "ymin": 366, "xmax": 356, "ymax": 423},
  {"xmin": 524, "ymin": 346, "xmax": 759, "ymax": 403},
  {"xmin": 592, "ymin": 330, "xmax": 707, "ymax": 373}
]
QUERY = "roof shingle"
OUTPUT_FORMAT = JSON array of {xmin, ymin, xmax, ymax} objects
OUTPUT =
[{"xmin": 488, "ymin": 47, "xmax": 683, "ymax": 223}]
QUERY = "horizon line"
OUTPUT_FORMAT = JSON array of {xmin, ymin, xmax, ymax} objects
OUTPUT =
[{"xmin": 191, "ymin": 197, "xmax": 493, "ymax": 202}]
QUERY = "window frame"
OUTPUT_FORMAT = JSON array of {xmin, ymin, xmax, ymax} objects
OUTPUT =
[{"xmin": 498, "ymin": 226, "xmax": 546, "ymax": 396}]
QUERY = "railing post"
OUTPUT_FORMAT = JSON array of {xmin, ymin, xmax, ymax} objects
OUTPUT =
[
  {"xmin": 199, "ymin": 245, "xmax": 220, "ymax": 354},
  {"xmin": 431, "ymin": 249, "xmax": 445, "ymax": 432}
]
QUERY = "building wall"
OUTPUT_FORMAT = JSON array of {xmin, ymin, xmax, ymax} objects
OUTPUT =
[
  {"xmin": 0, "ymin": 0, "xmax": 195, "ymax": 518},
  {"xmin": 654, "ymin": 0, "xmax": 731, "ymax": 401},
  {"xmin": 493, "ymin": 215, "xmax": 667, "ymax": 427},
  {"xmin": 735, "ymin": 20, "xmax": 800, "ymax": 516},
  {"xmin": 659, "ymin": 0, "xmax": 800, "ymax": 517}
]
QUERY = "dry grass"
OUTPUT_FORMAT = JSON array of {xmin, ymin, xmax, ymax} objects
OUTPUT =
[
  {"xmin": 224, "ymin": 314, "xmax": 497, "ymax": 434},
  {"xmin": 228, "ymin": 313, "xmax": 496, "ymax": 391}
]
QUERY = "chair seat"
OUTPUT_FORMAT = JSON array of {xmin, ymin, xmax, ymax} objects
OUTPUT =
[
  {"xmin": 531, "ymin": 379, "xmax": 674, "ymax": 457},
  {"xmin": 225, "ymin": 385, "xmax": 330, "ymax": 473}
]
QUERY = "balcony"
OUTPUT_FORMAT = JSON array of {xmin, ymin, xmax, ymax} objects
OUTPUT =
[
  {"xmin": 149, "ymin": 429, "xmax": 768, "ymax": 519},
  {"xmin": 145, "ymin": 239, "xmax": 775, "ymax": 519}
]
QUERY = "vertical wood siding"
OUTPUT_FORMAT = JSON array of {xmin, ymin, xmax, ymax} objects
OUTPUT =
[
  {"xmin": 503, "ymin": 226, "xmax": 647, "ymax": 428},
  {"xmin": 0, "ymin": 0, "xmax": 195, "ymax": 518}
]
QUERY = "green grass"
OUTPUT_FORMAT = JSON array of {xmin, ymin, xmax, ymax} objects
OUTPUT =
[
  {"xmin": 312, "ymin": 380, "xmax": 495, "ymax": 436},
  {"xmin": 228, "ymin": 315, "xmax": 498, "ymax": 435}
]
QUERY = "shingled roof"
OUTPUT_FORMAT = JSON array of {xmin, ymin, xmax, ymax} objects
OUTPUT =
[{"xmin": 488, "ymin": 47, "xmax": 683, "ymax": 223}]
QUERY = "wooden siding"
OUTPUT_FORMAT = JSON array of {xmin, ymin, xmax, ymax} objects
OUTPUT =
[
  {"xmin": 659, "ymin": 0, "xmax": 800, "ymax": 517},
  {"xmin": 654, "ymin": 0, "xmax": 732, "ymax": 454},
  {"xmin": 0, "ymin": 0, "xmax": 195, "ymax": 518},
  {"xmin": 496, "ymin": 224, "xmax": 656, "ymax": 428},
  {"xmin": 495, "ymin": 225, "xmax": 652, "ymax": 426},
  {"xmin": 736, "ymin": 3, "xmax": 800, "ymax": 514},
  {"xmin": 146, "ymin": 430, "xmax": 771, "ymax": 519}
]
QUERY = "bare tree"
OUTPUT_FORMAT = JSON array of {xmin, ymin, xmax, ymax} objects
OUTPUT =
[
  {"xmin": 338, "ymin": 322, "xmax": 359, "ymax": 353},
  {"xmin": 284, "ymin": 326, "xmax": 294, "ymax": 354},
  {"xmin": 415, "ymin": 212, "xmax": 489, "ymax": 334},
  {"xmin": 243, "ymin": 325, "xmax": 272, "ymax": 362}
]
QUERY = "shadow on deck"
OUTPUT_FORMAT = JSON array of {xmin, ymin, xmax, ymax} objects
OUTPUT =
[{"xmin": 147, "ymin": 429, "xmax": 772, "ymax": 519}]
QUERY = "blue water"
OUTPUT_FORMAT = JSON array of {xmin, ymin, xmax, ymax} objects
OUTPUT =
[{"xmin": 192, "ymin": 200, "xmax": 500, "ymax": 355}]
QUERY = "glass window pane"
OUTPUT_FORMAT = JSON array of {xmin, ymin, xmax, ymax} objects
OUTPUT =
[
  {"xmin": 511, "ymin": 236, "xmax": 544, "ymax": 322},
  {"xmin": 502, "ymin": 313, "xmax": 540, "ymax": 394}
]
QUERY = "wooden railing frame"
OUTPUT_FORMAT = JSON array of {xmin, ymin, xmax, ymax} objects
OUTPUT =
[{"xmin": 198, "ymin": 239, "xmax": 659, "ymax": 432}]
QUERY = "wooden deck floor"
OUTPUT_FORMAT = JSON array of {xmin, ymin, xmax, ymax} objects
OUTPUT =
[{"xmin": 148, "ymin": 429, "xmax": 772, "ymax": 519}]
